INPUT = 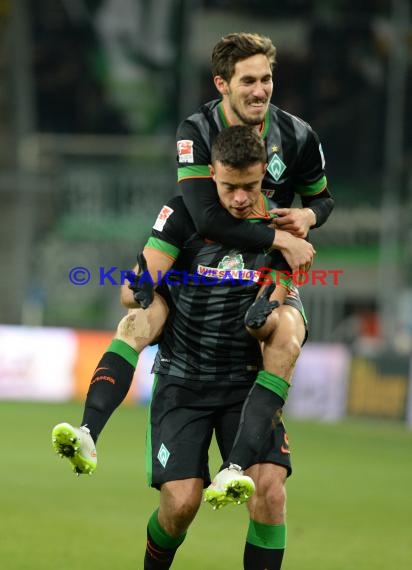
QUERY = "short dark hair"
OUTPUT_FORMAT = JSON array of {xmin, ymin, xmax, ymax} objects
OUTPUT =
[
  {"xmin": 211, "ymin": 126, "xmax": 267, "ymax": 169},
  {"xmin": 211, "ymin": 32, "xmax": 277, "ymax": 81}
]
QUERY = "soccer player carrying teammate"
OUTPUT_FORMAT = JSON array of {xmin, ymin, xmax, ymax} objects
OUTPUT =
[{"xmin": 129, "ymin": 126, "xmax": 305, "ymax": 569}]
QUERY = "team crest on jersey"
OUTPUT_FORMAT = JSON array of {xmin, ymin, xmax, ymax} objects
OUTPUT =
[
  {"xmin": 217, "ymin": 252, "xmax": 244, "ymax": 270},
  {"xmin": 157, "ymin": 443, "xmax": 170, "ymax": 468},
  {"xmin": 177, "ymin": 139, "xmax": 194, "ymax": 163},
  {"xmin": 153, "ymin": 205, "xmax": 173, "ymax": 231},
  {"xmin": 267, "ymin": 154, "xmax": 286, "ymax": 181}
]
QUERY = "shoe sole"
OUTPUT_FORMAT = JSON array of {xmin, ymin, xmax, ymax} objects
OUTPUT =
[
  {"xmin": 52, "ymin": 424, "xmax": 96, "ymax": 475},
  {"xmin": 204, "ymin": 479, "xmax": 255, "ymax": 510}
]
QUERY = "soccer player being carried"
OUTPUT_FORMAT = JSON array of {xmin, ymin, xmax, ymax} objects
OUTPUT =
[
  {"xmin": 174, "ymin": 32, "xmax": 333, "ymax": 514},
  {"xmin": 127, "ymin": 125, "xmax": 310, "ymax": 569}
]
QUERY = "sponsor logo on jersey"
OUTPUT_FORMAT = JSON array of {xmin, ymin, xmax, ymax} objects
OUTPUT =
[
  {"xmin": 197, "ymin": 264, "xmax": 261, "ymax": 283},
  {"xmin": 267, "ymin": 153, "xmax": 286, "ymax": 181},
  {"xmin": 177, "ymin": 139, "xmax": 194, "ymax": 163},
  {"xmin": 262, "ymin": 188, "xmax": 275, "ymax": 198},
  {"xmin": 280, "ymin": 432, "xmax": 290, "ymax": 454},
  {"xmin": 153, "ymin": 205, "xmax": 174, "ymax": 231}
]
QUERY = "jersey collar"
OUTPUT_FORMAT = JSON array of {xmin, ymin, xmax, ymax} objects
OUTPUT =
[
  {"xmin": 247, "ymin": 194, "xmax": 272, "ymax": 220},
  {"xmin": 218, "ymin": 101, "xmax": 270, "ymax": 139}
]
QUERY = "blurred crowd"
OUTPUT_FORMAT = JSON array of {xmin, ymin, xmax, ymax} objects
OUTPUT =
[{"xmin": 26, "ymin": 0, "xmax": 411, "ymax": 187}]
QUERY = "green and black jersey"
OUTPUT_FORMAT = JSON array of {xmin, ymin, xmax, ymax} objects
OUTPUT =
[
  {"xmin": 146, "ymin": 195, "xmax": 290, "ymax": 382},
  {"xmin": 176, "ymin": 99, "xmax": 333, "ymax": 251}
]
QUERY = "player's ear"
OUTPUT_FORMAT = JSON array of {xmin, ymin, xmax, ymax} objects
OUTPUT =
[
  {"xmin": 208, "ymin": 164, "xmax": 215, "ymax": 179},
  {"xmin": 214, "ymin": 75, "xmax": 227, "ymax": 95}
]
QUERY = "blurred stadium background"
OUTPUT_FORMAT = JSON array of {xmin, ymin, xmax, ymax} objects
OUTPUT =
[{"xmin": 1, "ymin": 0, "xmax": 412, "ymax": 568}]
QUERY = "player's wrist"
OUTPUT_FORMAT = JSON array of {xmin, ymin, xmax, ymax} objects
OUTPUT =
[
  {"xmin": 304, "ymin": 207, "xmax": 317, "ymax": 228},
  {"xmin": 271, "ymin": 229, "xmax": 290, "ymax": 251}
]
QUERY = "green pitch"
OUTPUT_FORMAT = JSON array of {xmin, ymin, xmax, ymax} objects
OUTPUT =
[{"xmin": 1, "ymin": 401, "xmax": 411, "ymax": 569}]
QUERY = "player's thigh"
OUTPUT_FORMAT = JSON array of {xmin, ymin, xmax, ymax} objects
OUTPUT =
[
  {"xmin": 261, "ymin": 305, "xmax": 306, "ymax": 378},
  {"xmin": 282, "ymin": 286, "xmax": 308, "ymax": 345},
  {"xmin": 270, "ymin": 303, "xmax": 306, "ymax": 346},
  {"xmin": 148, "ymin": 376, "xmax": 215, "ymax": 488}
]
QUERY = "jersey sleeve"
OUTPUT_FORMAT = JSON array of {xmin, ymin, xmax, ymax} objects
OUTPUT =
[
  {"xmin": 176, "ymin": 119, "xmax": 275, "ymax": 252},
  {"xmin": 145, "ymin": 196, "xmax": 188, "ymax": 260},
  {"xmin": 293, "ymin": 127, "xmax": 328, "ymax": 196},
  {"xmin": 293, "ymin": 126, "xmax": 334, "ymax": 227}
]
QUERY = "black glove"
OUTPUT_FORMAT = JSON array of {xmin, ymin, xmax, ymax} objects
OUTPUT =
[
  {"xmin": 244, "ymin": 282, "xmax": 279, "ymax": 329},
  {"xmin": 126, "ymin": 252, "xmax": 154, "ymax": 309}
]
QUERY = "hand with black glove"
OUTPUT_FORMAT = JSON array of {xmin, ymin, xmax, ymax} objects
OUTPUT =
[
  {"xmin": 244, "ymin": 282, "xmax": 279, "ymax": 329},
  {"xmin": 126, "ymin": 252, "xmax": 154, "ymax": 309}
]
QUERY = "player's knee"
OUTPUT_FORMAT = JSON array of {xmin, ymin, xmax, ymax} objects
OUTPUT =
[
  {"xmin": 249, "ymin": 472, "xmax": 287, "ymax": 520},
  {"xmin": 163, "ymin": 496, "xmax": 201, "ymax": 535},
  {"xmin": 246, "ymin": 310, "xmax": 281, "ymax": 341},
  {"xmin": 174, "ymin": 496, "xmax": 200, "ymax": 521},
  {"xmin": 115, "ymin": 296, "xmax": 168, "ymax": 351},
  {"xmin": 115, "ymin": 310, "xmax": 151, "ymax": 351},
  {"xmin": 264, "ymin": 479, "xmax": 286, "ymax": 515}
]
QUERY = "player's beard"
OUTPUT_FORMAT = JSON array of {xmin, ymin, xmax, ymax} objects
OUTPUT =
[{"xmin": 227, "ymin": 91, "xmax": 268, "ymax": 126}]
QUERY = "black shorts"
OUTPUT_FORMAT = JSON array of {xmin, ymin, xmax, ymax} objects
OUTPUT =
[{"xmin": 147, "ymin": 374, "xmax": 292, "ymax": 489}]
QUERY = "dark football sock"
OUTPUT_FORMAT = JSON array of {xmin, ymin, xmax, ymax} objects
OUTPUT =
[
  {"xmin": 225, "ymin": 371, "xmax": 289, "ymax": 469},
  {"xmin": 243, "ymin": 521, "xmax": 286, "ymax": 570},
  {"xmin": 144, "ymin": 510, "xmax": 186, "ymax": 569},
  {"xmin": 81, "ymin": 339, "xmax": 138, "ymax": 442}
]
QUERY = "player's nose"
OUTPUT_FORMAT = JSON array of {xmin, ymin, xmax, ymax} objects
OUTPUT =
[
  {"xmin": 233, "ymin": 189, "xmax": 248, "ymax": 204},
  {"xmin": 251, "ymin": 82, "xmax": 267, "ymax": 99}
]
